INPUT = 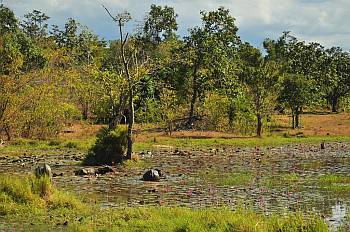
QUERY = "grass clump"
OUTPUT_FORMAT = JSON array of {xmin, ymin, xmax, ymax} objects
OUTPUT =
[
  {"xmin": 63, "ymin": 141, "xmax": 78, "ymax": 148},
  {"xmin": 0, "ymin": 175, "xmax": 37, "ymax": 204},
  {"xmin": 317, "ymin": 174, "xmax": 350, "ymax": 192},
  {"xmin": 83, "ymin": 126, "xmax": 127, "ymax": 165},
  {"xmin": 263, "ymin": 173, "xmax": 301, "ymax": 189},
  {"xmin": 200, "ymin": 170, "xmax": 254, "ymax": 186},
  {"xmin": 318, "ymin": 174, "xmax": 350, "ymax": 185}
]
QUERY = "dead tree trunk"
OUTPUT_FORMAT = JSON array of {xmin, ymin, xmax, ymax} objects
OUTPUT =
[
  {"xmin": 118, "ymin": 19, "xmax": 134, "ymax": 160},
  {"xmin": 103, "ymin": 6, "xmax": 134, "ymax": 160}
]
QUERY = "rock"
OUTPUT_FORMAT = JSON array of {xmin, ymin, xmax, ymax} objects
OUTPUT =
[
  {"xmin": 35, "ymin": 164, "xmax": 52, "ymax": 179},
  {"xmin": 53, "ymin": 173, "xmax": 64, "ymax": 177},
  {"xmin": 142, "ymin": 169, "xmax": 162, "ymax": 181},
  {"xmin": 74, "ymin": 168, "xmax": 96, "ymax": 176},
  {"xmin": 96, "ymin": 166, "xmax": 114, "ymax": 175}
]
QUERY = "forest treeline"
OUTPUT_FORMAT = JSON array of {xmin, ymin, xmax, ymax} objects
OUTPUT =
[{"xmin": 1, "ymin": 4, "xmax": 350, "ymax": 140}]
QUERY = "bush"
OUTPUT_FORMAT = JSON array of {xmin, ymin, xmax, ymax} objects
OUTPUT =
[
  {"xmin": 64, "ymin": 141, "xmax": 78, "ymax": 148},
  {"xmin": 0, "ymin": 175, "xmax": 52, "ymax": 204},
  {"xmin": 83, "ymin": 126, "xmax": 127, "ymax": 165},
  {"xmin": 32, "ymin": 176, "xmax": 53, "ymax": 199}
]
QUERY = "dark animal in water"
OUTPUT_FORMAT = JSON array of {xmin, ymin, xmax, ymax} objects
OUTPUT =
[{"xmin": 142, "ymin": 169, "xmax": 162, "ymax": 181}]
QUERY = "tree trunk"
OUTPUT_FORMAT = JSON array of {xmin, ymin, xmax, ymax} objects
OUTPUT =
[
  {"xmin": 126, "ymin": 86, "xmax": 134, "ymax": 160},
  {"xmin": 291, "ymin": 108, "xmax": 295, "ymax": 129},
  {"xmin": 187, "ymin": 62, "xmax": 201, "ymax": 127},
  {"xmin": 4, "ymin": 125, "xmax": 11, "ymax": 141},
  {"xmin": 82, "ymin": 101, "xmax": 88, "ymax": 120},
  {"xmin": 332, "ymin": 97, "xmax": 338, "ymax": 113},
  {"xmin": 295, "ymin": 107, "xmax": 300, "ymax": 129},
  {"xmin": 118, "ymin": 18, "xmax": 133, "ymax": 160},
  {"xmin": 256, "ymin": 114, "xmax": 262, "ymax": 137},
  {"xmin": 188, "ymin": 74, "xmax": 198, "ymax": 127}
]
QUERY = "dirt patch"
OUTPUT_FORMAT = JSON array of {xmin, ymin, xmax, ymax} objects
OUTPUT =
[{"xmin": 273, "ymin": 113, "xmax": 350, "ymax": 136}]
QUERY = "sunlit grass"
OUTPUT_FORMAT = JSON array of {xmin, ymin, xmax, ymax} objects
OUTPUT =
[
  {"xmin": 263, "ymin": 173, "xmax": 301, "ymax": 189},
  {"xmin": 136, "ymin": 135, "xmax": 350, "ymax": 151},
  {"xmin": 315, "ymin": 174, "xmax": 350, "ymax": 192},
  {"xmin": 199, "ymin": 169, "xmax": 254, "ymax": 186}
]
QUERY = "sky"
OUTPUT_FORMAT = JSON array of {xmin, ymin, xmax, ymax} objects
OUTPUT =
[{"xmin": 4, "ymin": 0, "xmax": 350, "ymax": 51}]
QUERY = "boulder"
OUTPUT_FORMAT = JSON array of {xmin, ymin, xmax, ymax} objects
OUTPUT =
[
  {"xmin": 53, "ymin": 173, "xmax": 64, "ymax": 177},
  {"xmin": 142, "ymin": 169, "xmax": 162, "ymax": 181},
  {"xmin": 74, "ymin": 168, "xmax": 96, "ymax": 176},
  {"xmin": 35, "ymin": 164, "xmax": 52, "ymax": 179},
  {"xmin": 96, "ymin": 166, "xmax": 114, "ymax": 175}
]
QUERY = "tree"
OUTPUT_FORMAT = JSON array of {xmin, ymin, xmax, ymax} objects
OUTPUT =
[
  {"xmin": 239, "ymin": 43, "xmax": 280, "ymax": 136},
  {"xmin": 103, "ymin": 6, "xmax": 149, "ymax": 160},
  {"xmin": 264, "ymin": 32, "xmax": 323, "ymax": 128},
  {"xmin": 141, "ymin": 4, "xmax": 178, "ymax": 45},
  {"xmin": 321, "ymin": 47, "xmax": 350, "ymax": 112},
  {"xmin": 279, "ymin": 74, "xmax": 314, "ymax": 129},
  {"xmin": 0, "ymin": 4, "xmax": 18, "ymax": 34},
  {"xmin": 51, "ymin": 18, "xmax": 79, "ymax": 49},
  {"xmin": 21, "ymin": 10, "xmax": 50, "ymax": 40},
  {"xmin": 176, "ymin": 7, "xmax": 240, "ymax": 127}
]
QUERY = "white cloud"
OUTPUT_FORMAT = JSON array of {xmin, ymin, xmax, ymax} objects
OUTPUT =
[{"xmin": 4, "ymin": 0, "xmax": 350, "ymax": 50}]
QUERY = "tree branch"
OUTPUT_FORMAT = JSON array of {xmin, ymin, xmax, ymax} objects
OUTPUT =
[{"xmin": 101, "ymin": 4, "xmax": 117, "ymax": 21}]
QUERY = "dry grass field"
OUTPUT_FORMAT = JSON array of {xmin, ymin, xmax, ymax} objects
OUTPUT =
[{"xmin": 58, "ymin": 113, "xmax": 350, "ymax": 146}]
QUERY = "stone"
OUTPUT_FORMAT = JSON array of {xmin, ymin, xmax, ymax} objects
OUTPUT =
[
  {"xmin": 142, "ymin": 169, "xmax": 162, "ymax": 181},
  {"xmin": 74, "ymin": 168, "xmax": 96, "ymax": 176},
  {"xmin": 35, "ymin": 164, "xmax": 52, "ymax": 179},
  {"xmin": 53, "ymin": 173, "xmax": 64, "ymax": 177},
  {"xmin": 96, "ymin": 166, "xmax": 114, "ymax": 175}
]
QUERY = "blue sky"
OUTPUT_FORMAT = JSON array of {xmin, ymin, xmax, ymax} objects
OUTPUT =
[{"xmin": 5, "ymin": 0, "xmax": 350, "ymax": 50}]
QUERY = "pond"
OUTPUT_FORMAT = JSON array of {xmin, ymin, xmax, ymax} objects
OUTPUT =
[{"xmin": 1, "ymin": 142, "xmax": 350, "ymax": 231}]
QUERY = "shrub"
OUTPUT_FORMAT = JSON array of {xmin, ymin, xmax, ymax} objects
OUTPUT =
[
  {"xmin": 48, "ymin": 191, "xmax": 85, "ymax": 210},
  {"xmin": 0, "ymin": 176, "xmax": 34, "ymax": 203},
  {"xmin": 83, "ymin": 126, "xmax": 127, "ymax": 165},
  {"xmin": 0, "ymin": 175, "xmax": 52, "ymax": 203},
  {"xmin": 64, "ymin": 141, "xmax": 78, "ymax": 148},
  {"xmin": 47, "ymin": 140, "xmax": 61, "ymax": 146},
  {"xmin": 32, "ymin": 176, "xmax": 53, "ymax": 199}
]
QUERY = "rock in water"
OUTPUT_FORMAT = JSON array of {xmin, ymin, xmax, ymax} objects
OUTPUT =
[
  {"xmin": 96, "ymin": 166, "xmax": 114, "ymax": 175},
  {"xmin": 142, "ymin": 169, "xmax": 161, "ymax": 181},
  {"xmin": 35, "ymin": 164, "xmax": 52, "ymax": 179},
  {"xmin": 74, "ymin": 168, "xmax": 96, "ymax": 176}
]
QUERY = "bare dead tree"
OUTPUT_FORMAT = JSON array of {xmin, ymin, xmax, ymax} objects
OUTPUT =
[{"xmin": 102, "ymin": 5, "xmax": 135, "ymax": 160}]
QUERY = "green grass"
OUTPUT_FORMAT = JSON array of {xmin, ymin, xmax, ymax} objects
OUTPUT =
[
  {"xmin": 2, "ymin": 135, "xmax": 350, "ymax": 156},
  {"xmin": 316, "ymin": 174, "xmax": 350, "ymax": 192},
  {"xmin": 199, "ymin": 169, "xmax": 254, "ymax": 186},
  {"xmin": 0, "ymin": 137, "xmax": 95, "ymax": 157},
  {"xmin": 263, "ymin": 173, "xmax": 301, "ymax": 189},
  {"xmin": 0, "ymin": 175, "xmax": 328, "ymax": 232},
  {"xmin": 136, "ymin": 135, "xmax": 350, "ymax": 151},
  {"xmin": 318, "ymin": 175, "xmax": 350, "ymax": 185}
]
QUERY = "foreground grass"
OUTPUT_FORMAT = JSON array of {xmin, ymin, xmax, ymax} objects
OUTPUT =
[{"xmin": 0, "ymin": 175, "xmax": 329, "ymax": 232}]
